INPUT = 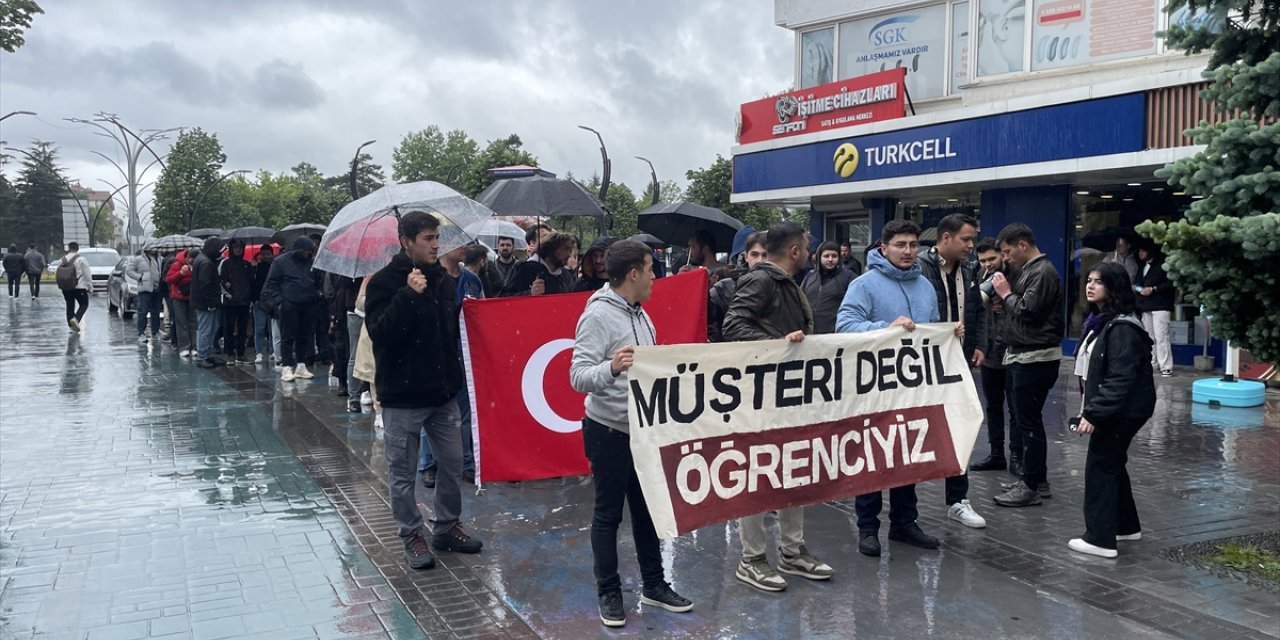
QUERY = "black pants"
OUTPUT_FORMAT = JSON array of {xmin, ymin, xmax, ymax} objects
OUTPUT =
[
  {"xmin": 1083, "ymin": 418, "xmax": 1143, "ymax": 549},
  {"xmin": 222, "ymin": 305, "xmax": 250, "ymax": 358},
  {"xmin": 27, "ymin": 272, "xmax": 40, "ymax": 297},
  {"xmin": 6, "ymin": 272, "xmax": 20, "ymax": 297},
  {"xmin": 314, "ymin": 308, "xmax": 332, "ymax": 363},
  {"xmin": 331, "ymin": 311, "xmax": 349, "ymax": 385},
  {"xmin": 981, "ymin": 366, "xmax": 1021, "ymax": 457},
  {"xmin": 583, "ymin": 418, "xmax": 663, "ymax": 597},
  {"xmin": 63, "ymin": 289, "xmax": 89, "ymax": 323},
  {"xmin": 1008, "ymin": 360, "xmax": 1060, "ymax": 487},
  {"xmin": 856, "ymin": 485, "xmax": 918, "ymax": 534},
  {"xmin": 279, "ymin": 301, "xmax": 318, "ymax": 368}
]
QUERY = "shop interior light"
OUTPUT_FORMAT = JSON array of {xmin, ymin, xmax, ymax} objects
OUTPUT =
[
  {"xmin": 946, "ymin": 198, "xmax": 959, "ymax": 202},
  {"xmin": 1173, "ymin": 191, "xmax": 1186, "ymax": 196},
  {"xmin": 1076, "ymin": 190, "xmax": 1090, "ymax": 195},
  {"xmin": 1123, "ymin": 198, "xmax": 1134, "ymax": 202},
  {"xmin": 1127, "ymin": 183, "xmax": 1141, "ymax": 187},
  {"xmin": 1100, "ymin": 194, "xmax": 1114, "ymax": 199},
  {"xmin": 1152, "ymin": 187, "xmax": 1165, "ymax": 192},
  {"xmin": 1192, "ymin": 195, "xmax": 1205, "ymax": 199}
]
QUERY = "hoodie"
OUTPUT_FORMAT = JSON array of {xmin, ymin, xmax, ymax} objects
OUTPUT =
[
  {"xmin": 836, "ymin": 248, "xmax": 939, "ymax": 333},
  {"xmin": 572, "ymin": 236, "xmax": 617, "ymax": 293},
  {"xmin": 570, "ymin": 286, "xmax": 657, "ymax": 433},
  {"xmin": 260, "ymin": 236, "xmax": 321, "ymax": 309},
  {"xmin": 190, "ymin": 237, "xmax": 225, "ymax": 311}
]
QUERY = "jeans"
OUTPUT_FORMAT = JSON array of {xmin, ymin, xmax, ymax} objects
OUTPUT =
[
  {"xmin": 279, "ymin": 301, "xmax": 319, "ymax": 368},
  {"xmin": 195, "ymin": 307, "xmax": 221, "ymax": 360},
  {"xmin": 136, "ymin": 291, "xmax": 163, "ymax": 337},
  {"xmin": 271, "ymin": 318, "xmax": 282, "ymax": 363},
  {"xmin": 856, "ymin": 485, "xmax": 919, "ymax": 534},
  {"xmin": 383, "ymin": 400, "xmax": 464, "ymax": 538},
  {"xmin": 27, "ymin": 272, "xmax": 40, "ymax": 297},
  {"xmin": 6, "ymin": 272, "xmax": 20, "ymax": 297},
  {"xmin": 419, "ymin": 380, "xmax": 475, "ymax": 474},
  {"xmin": 1008, "ymin": 360, "xmax": 1061, "ymax": 488},
  {"xmin": 1141, "ymin": 310, "xmax": 1173, "ymax": 373},
  {"xmin": 1083, "ymin": 418, "xmax": 1144, "ymax": 549},
  {"xmin": 63, "ymin": 289, "xmax": 89, "ymax": 323},
  {"xmin": 172, "ymin": 299, "xmax": 196, "ymax": 351},
  {"xmin": 583, "ymin": 419, "xmax": 664, "ymax": 596},
  {"xmin": 222, "ymin": 304, "xmax": 250, "ymax": 358},
  {"xmin": 346, "ymin": 312, "xmax": 362, "ymax": 387},
  {"xmin": 252, "ymin": 302, "xmax": 273, "ymax": 357},
  {"xmin": 980, "ymin": 365, "xmax": 1020, "ymax": 458}
]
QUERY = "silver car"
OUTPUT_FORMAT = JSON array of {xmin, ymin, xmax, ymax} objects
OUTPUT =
[{"xmin": 106, "ymin": 257, "xmax": 137, "ymax": 320}]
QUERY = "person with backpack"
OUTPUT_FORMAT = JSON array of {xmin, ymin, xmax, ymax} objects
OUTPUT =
[
  {"xmin": 57, "ymin": 242, "xmax": 92, "ymax": 331},
  {"xmin": 165, "ymin": 249, "xmax": 198, "ymax": 357}
]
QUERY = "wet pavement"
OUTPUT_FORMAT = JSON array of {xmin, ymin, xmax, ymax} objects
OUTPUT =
[{"xmin": 2, "ymin": 295, "xmax": 1277, "ymax": 639}]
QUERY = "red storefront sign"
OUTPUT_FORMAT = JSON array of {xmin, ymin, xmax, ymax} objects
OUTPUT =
[{"xmin": 737, "ymin": 68, "xmax": 907, "ymax": 145}]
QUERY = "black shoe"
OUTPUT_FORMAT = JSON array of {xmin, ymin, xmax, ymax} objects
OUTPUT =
[
  {"xmin": 463, "ymin": 468, "xmax": 475, "ymax": 484},
  {"xmin": 970, "ymin": 454, "xmax": 1008, "ymax": 471},
  {"xmin": 599, "ymin": 591, "xmax": 625, "ymax": 627},
  {"xmin": 888, "ymin": 523, "xmax": 940, "ymax": 550},
  {"xmin": 858, "ymin": 533, "xmax": 881, "ymax": 557},
  {"xmin": 640, "ymin": 582, "xmax": 693, "ymax": 613},
  {"xmin": 1009, "ymin": 454, "xmax": 1024, "ymax": 477},
  {"xmin": 420, "ymin": 469, "xmax": 436, "ymax": 489},
  {"xmin": 1001, "ymin": 480, "xmax": 1051, "ymax": 498},
  {"xmin": 431, "ymin": 525, "xmax": 483, "ymax": 554},
  {"xmin": 994, "ymin": 481, "xmax": 1044, "ymax": 507},
  {"xmin": 404, "ymin": 532, "xmax": 436, "ymax": 570},
  {"xmin": 347, "ymin": 398, "xmax": 362, "ymax": 413},
  {"xmin": 335, "ymin": 383, "xmax": 349, "ymax": 397},
  {"xmin": 196, "ymin": 359, "xmax": 216, "ymax": 369}
]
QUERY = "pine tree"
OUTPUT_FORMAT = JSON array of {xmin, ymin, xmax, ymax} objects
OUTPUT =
[
  {"xmin": 1139, "ymin": 0, "xmax": 1280, "ymax": 361},
  {"xmin": 11, "ymin": 141, "xmax": 66, "ymax": 254}
]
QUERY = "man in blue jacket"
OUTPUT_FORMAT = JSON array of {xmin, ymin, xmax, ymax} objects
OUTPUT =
[{"xmin": 836, "ymin": 219, "xmax": 963, "ymax": 557}]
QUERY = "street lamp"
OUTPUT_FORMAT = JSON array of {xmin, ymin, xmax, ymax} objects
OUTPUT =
[
  {"xmin": 635, "ymin": 156, "xmax": 659, "ymax": 206},
  {"xmin": 349, "ymin": 139, "xmax": 376, "ymax": 200},
  {"xmin": 0, "ymin": 110, "xmax": 36, "ymax": 122},
  {"xmin": 578, "ymin": 125, "xmax": 611, "ymax": 235},
  {"xmin": 188, "ymin": 169, "xmax": 249, "ymax": 232}
]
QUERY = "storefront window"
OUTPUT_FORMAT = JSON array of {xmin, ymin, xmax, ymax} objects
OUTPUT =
[
  {"xmin": 826, "ymin": 213, "xmax": 874, "ymax": 270},
  {"xmin": 951, "ymin": 2, "xmax": 971, "ymax": 92},
  {"xmin": 898, "ymin": 195, "xmax": 981, "ymax": 246},
  {"xmin": 838, "ymin": 4, "xmax": 949, "ymax": 100},
  {"xmin": 800, "ymin": 28, "xmax": 835, "ymax": 89},
  {"xmin": 977, "ymin": 0, "xmax": 1026, "ymax": 76}
]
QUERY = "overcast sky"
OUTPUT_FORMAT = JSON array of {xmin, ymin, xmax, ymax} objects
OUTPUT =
[{"xmin": 0, "ymin": 1, "xmax": 793, "ymax": 223}]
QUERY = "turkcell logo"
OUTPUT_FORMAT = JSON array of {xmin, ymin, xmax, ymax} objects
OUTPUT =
[{"xmin": 869, "ymin": 15, "xmax": 919, "ymax": 46}]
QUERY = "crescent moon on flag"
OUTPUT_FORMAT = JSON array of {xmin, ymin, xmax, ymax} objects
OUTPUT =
[{"xmin": 521, "ymin": 338, "xmax": 581, "ymax": 434}]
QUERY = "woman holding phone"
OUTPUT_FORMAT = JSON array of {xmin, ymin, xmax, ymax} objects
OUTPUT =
[{"xmin": 1069, "ymin": 262, "xmax": 1156, "ymax": 558}]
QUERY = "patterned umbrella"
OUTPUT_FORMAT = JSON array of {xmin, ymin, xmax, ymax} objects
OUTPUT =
[{"xmin": 143, "ymin": 234, "xmax": 204, "ymax": 252}]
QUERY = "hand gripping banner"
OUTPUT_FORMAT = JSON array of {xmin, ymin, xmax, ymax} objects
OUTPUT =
[{"xmin": 626, "ymin": 324, "xmax": 983, "ymax": 539}]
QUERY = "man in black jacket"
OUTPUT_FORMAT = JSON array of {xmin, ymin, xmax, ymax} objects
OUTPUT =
[
  {"xmin": 365, "ymin": 211, "xmax": 483, "ymax": 572},
  {"xmin": 916, "ymin": 214, "xmax": 987, "ymax": 529},
  {"xmin": 261, "ymin": 236, "xmax": 322, "ymax": 382},
  {"xmin": 219, "ymin": 240, "xmax": 254, "ymax": 363},
  {"xmin": 501, "ymin": 231, "xmax": 577, "ymax": 296},
  {"xmin": 991, "ymin": 223, "xmax": 1064, "ymax": 507},
  {"xmin": 191, "ymin": 237, "xmax": 225, "ymax": 368},
  {"xmin": 1135, "ymin": 245, "xmax": 1175, "ymax": 377},
  {"xmin": 972, "ymin": 238, "xmax": 1019, "ymax": 473}
]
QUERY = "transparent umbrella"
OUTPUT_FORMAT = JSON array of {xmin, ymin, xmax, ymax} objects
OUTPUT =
[
  {"xmin": 464, "ymin": 218, "xmax": 529, "ymax": 250},
  {"xmin": 314, "ymin": 181, "xmax": 497, "ymax": 278}
]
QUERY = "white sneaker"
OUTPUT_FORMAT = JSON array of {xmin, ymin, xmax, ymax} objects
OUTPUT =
[
  {"xmin": 294, "ymin": 363, "xmax": 314, "ymax": 379},
  {"xmin": 180, "ymin": 349, "xmax": 193, "ymax": 358},
  {"xmin": 137, "ymin": 334, "xmax": 149, "ymax": 344},
  {"xmin": 947, "ymin": 500, "xmax": 987, "ymax": 528},
  {"xmin": 254, "ymin": 353, "xmax": 264, "ymax": 364},
  {"xmin": 373, "ymin": 413, "xmax": 383, "ymax": 429},
  {"xmin": 360, "ymin": 391, "xmax": 373, "ymax": 406},
  {"xmin": 1069, "ymin": 538, "xmax": 1117, "ymax": 558},
  {"xmin": 281, "ymin": 366, "xmax": 296, "ymax": 382},
  {"xmin": 735, "ymin": 556, "xmax": 787, "ymax": 592},
  {"xmin": 1116, "ymin": 532, "xmax": 1142, "ymax": 541}
]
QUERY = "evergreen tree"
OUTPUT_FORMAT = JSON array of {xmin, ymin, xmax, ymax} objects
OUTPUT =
[
  {"xmin": 1140, "ymin": 0, "xmax": 1280, "ymax": 361},
  {"xmin": 11, "ymin": 141, "xmax": 65, "ymax": 253}
]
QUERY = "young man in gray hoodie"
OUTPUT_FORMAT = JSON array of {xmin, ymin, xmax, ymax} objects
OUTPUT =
[{"xmin": 570, "ymin": 240, "xmax": 693, "ymax": 628}]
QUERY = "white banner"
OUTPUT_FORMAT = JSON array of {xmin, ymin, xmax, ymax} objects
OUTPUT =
[{"xmin": 627, "ymin": 324, "xmax": 983, "ymax": 539}]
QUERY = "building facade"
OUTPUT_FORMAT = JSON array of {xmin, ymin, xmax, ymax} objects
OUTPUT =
[{"xmin": 731, "ymin": 0, "xmax": 1224, "ymax": 364}]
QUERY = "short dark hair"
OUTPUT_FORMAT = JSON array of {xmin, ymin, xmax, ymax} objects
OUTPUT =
[
  {"xmin": 1089, "ymin": 261, "xmax": 1137, "ymax": 316},
  {"xmin": 259, "ymin": 243, "xmax": 277, "ymax": 255},
  {"xmin": 28, "ymin": 244, "xmax": 35, "ymax": 249},
  {"xmin": 497, "ymin": 236, "xmax": 515, "ymax": 245},
  {"xmin": 398, "ymin": 210, "xmax": 440, "ymax": 239},
  {"xmin": 975, "ymin": 237, "xmax": 999, "ymax": 254},
  {"xmin": 537, "ymin": 232, "xmax": 576, "ymax": 260},
  {"xmin": 690, "ymin": 229, "xmax": 716, "ymax": 252},
  {"xmin": 817, "ymin": 241, "xmax": 840, "ymax": 257},
  {"xmin": 525, "ymin": 224, "xmax": 552, "ymax": 245},
  {"xmin": 745, "ymin": 231, "xmax": 767, "ymax": 253},
  {"xmin": 839, "ymin": 240, "xmax": 852, "ymax": 249},
  {"xmin": 461, "ymin": 244, "xmax": 488, "ymax": 266},
  {"xmin": 996, "ymin": 223, "xmax": 1037, "ymax": 248},
  {"xmin": 881, "ymin": 219, "xmax": 921, "ymax": 244},
  {"xmin": 937, "ymin": 214, "xmax": 978, "ymax": 238},
  {"xmin": 605, "ymin": 240, "xmax": 652, "ymax": 286},
  {"xmin": 765, "ymin": 222, "xmax": 805, "ymax": 255},
  {"xmin": 68, "ymin": 242, "xmax": 79, "ymax": 251}
]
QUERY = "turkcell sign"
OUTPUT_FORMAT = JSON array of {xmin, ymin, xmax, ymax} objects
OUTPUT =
[
  {"xmin": 738, "ymin": 68, "xmax": 906, "ymax": 145},
  {"xmin": 733, "ymin": 93, "xmax": 1146, "ymax": 194}
]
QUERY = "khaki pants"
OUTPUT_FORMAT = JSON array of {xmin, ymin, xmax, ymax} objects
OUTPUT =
[
  {"xmin": 739, "ymin": 507, "xmax": 805, "ymax": 559},
  {"xmin": 1142, "ymin": 310, "xmax": 1172, "ymax": 372}
]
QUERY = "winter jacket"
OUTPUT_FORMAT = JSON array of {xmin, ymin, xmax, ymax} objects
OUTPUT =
[
  {"xmin": 917, "ymin": 247, "xmax": 987, "ymax": 360},
  {"xmin": 493, "ymin": 257, "xmax": 519, "ymax": 289},
  {"xmin": 1134, "ymin": 262, "xmax": 1175, "ymax": 313},
  {"xmin": 570, "ymin": 286, "xmax": 658, "ymax": 433},
  {"xmin": 260, "ymin": 237, "xmax": 321, "ymax": 310},
  {"xmin": 189, "ymin": 237, "xmax": 225, "ymax": 312},
  {"xmin": 1002, "ymin": 254, "xmax": 1064, "ymax": 351},
  {"xmin": 573, "ymin": 275, "xmax": 609, "ymax": 293},
  {"xmin": 3, "ymin": 252, "xmax": 24, "ymax": 275},
  {"xmin": 836, "ymin": 248, "xmax": 939, "ymax": 333},
  {"xmin": 218, "ymin": 254, "xmax": 254, "ymax": 306},
  {"xmin": 364, "ymin": 252, "xmax": 463, "ymax": 409},
  {"xmin": 724, "ymin": 261, "xmax": 814, "ymax": 340},
  {"xmin": 1081, "ymin": 315, "xmax": 1156, "ymax": 425},
  {"xmin": 124, "ymin": 253, "xmax": 163, "ymax": 293},
  {"xmin": 250, "ymin": 259, "xmax": 273, "ymax": 302},
  {"xmin": 24, "ymin": 249, "xmax": 46, "ymax": 276},
  {"xmin": 979, "ymin": 267, "xmax": 1012, "ymax": 369},
  {"xmin": 501, "ymin": 257, "xmax": 576, "ymax": 296},
  {"xmin": 59, "ymin": 252, "xmax": 93, "ymax": 291},
  {"xmin": 801, "ymin": 266, "xmax": 856, "ymax": 335},
  {"xmin": 324, "ymin": 274, "xmax": 363, "ymax": 317},
  {"xmin": 165, "ymin": 250, "xmax": 194, "ymax": 301}
]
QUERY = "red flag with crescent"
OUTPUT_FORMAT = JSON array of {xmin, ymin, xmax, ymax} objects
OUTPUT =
[{"xmin": 461, "ymin": 270, "xmax": 708, "ymax": 483}]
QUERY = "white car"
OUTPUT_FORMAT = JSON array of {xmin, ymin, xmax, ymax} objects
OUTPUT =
[{"xmin": 49, "ymin": 247, "xmax": 120, "ymax": 292}]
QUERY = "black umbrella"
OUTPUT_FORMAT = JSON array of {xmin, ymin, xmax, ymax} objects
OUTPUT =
[
  {"xmin": 475, "ymin": 176, "xmax": 609, "ymax": 218},
  {"xmin": 638, "ymin": 202, "xmax": 744, "ymax": 250},
  {"xmin": 271, "ymin": 223, "xmax": 327, "ymax": 246},
  {"xmin": 628, "ymin": 233, "xmax": 666, "ymax": 248},
  {"xmin": 188, "ymin": 228, "xmax": 224, "ymax": 239},
  {"xmin": 224, "ymin": 226, "xmax": 276, "ymax": 244}
]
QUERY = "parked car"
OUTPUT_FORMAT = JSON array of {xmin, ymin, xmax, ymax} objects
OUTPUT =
[
  {"xmin": 49, "ymin": 247, "xmax": 121, "ymax": 292},
  {"xmin": 106, "ymin": 257, "xmax": 137, "ymax": 320}
]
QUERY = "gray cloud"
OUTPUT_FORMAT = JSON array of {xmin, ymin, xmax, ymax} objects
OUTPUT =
[{"xmin": 248, "ymin": 60, "xmax": 326, "ymax": 109}]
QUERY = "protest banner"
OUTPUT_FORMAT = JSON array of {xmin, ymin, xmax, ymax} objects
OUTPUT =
[{"xmin": 626, "ymin": 324, "xmax": 983, "ymax": 539}]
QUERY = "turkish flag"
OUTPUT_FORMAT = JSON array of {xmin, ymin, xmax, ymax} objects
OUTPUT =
[{"xmin": 461, "ymin": 270, "xmax": 708, "ymax": 482}]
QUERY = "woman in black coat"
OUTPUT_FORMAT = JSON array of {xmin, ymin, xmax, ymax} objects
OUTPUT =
[{"xmin": 1070, "ymin": 262, "xmax": 1156, "ymax": 558}]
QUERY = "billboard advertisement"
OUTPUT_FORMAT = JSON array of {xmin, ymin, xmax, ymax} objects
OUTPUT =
[
  {"xmin": 738, "ymin": 68, "xmax": 906, "ymax": 145},
  {"xmin": 1030, "ymin": 0, "xmax": 1158, "ymax": 70},
  {"xmin": 839, "ymin": 4, "xmax": 950, "ymax": 100}
]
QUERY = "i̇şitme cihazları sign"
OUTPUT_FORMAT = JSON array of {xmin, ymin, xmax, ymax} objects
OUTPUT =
[
  {"xmin": 737, "ymin": 67, "xmax": 906, "ymax": 145},
  {"xmin": 627, "ymin": 324, "xmax": 983, "ymax": 539}
]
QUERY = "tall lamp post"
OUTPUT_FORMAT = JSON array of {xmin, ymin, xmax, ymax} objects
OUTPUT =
[
  {"xmin": 188, "ymin": 169, "xmax": 249, "ymax": 233},
  {"xmin": 0, "ymin": 110, "xmax": 37, "ymax": 122},
  {"xmin": 635, "ymin": 156, "xmax": 660, "ymax": 206},
  {"xmin": 577, "ymin": 125, "xmax": 611, "ymax": 235},
  {"xmin": 349, "ymin": 140, "xmax": 376, "ymax": 200}
]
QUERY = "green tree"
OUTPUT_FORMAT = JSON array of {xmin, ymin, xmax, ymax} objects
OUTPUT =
[
  {"xmin": 637, "ymin": 179, "xmax": 684, "ymax": 208},
  {"xmin": 1139, "ymin": 0, "xmax": 1280, "ymax": 361},
  {"xmin": 392, "ymin": 126, "xmax": 479, "ymax": 191},
  {"xmin": 322, "ymin": 152, "xmax": 384, "ymax": 202},
  {"xmin": 576, "ymin": 174, "xmax": 641, "ymax": 240},
  {"xmin": 0, "ymin": 0, "xmax": 42, "ymax": 53},
  {"xmin": 0, "ymin": 152, "xmax": 18, "ymax": 248},
  {"xmin": 9, "ymin": 141, "xmax": 65, "ymax": 253},
  {"xmin": 684, "ymin": 155, "xmax": 787, "ymax": 232},
  {"xmin": 150, "ymin": 128, "xmax": 230, "ymax": 234},
  {"xmin": 460, "ymin": 134, "xmax": 538, "ymax": 198}
]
